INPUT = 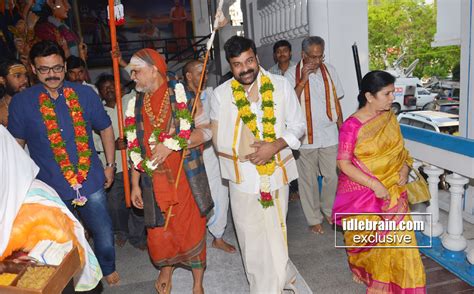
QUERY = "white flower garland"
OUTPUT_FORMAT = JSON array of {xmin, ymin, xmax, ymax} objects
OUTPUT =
[{"xmin": 124, "ymin": 82, "xmax": 193, "ymax": 176}]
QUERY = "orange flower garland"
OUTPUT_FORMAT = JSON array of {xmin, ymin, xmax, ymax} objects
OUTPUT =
[{"xmin": 39, "ymin": 88, "xmax": 92, "ymax": 206}]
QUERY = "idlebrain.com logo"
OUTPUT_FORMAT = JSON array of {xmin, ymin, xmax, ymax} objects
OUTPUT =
[{"xmin": 334, "ymin": 213, "xmax": 432, "ymax": 249}]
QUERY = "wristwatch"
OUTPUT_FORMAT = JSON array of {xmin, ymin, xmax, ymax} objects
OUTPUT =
[{"xmin": 105, "ymin": 162, "xmax": 117, "ymax": 168}]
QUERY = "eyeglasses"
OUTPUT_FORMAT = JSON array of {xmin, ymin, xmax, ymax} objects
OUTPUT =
[
  {"xmin": 306, "ymin": 54, "xmax": 325, "ymax": 62},
  {"xmin": 36, "ymin": 65, "xmax": 65, "ymax": 74}
]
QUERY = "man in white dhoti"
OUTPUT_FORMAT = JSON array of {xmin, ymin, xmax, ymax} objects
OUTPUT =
[
  {"xmin": 210, "ymin": 36, "xmax": 306, "ymax": 293},
  {"xmin": 182, "ymin": 60, "xmax": 236, "ymax": 253}
]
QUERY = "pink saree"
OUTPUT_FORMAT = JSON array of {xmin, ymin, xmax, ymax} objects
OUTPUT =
[{"xmin": 332, "ymin": 112, "xmax": 426, "ymax": 293}]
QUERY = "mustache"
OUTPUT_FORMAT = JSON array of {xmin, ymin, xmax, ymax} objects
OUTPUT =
[
  {"xmin": 239, "ymin": 69, "xmax": 254, "ymax": 78},
  {"xmin": 45, "ymin": 77, "xmax": 60, "ymax": 82}
]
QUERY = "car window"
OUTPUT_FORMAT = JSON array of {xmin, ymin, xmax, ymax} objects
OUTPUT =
[
  {"xmin": 411, "ymin": 120, "xmax": 424, "ymax": 128},
  {"xmin": 399, "ymin": 118, "xmax": 411, "ymax": 125},
  {"xmin": 418, "ymin": 89, "xmax": 430, "ymax": 95},
  {"xmin": 422, "ymin": 123, "xmax": 436, "ymax": 131},
  {"xmin": 439, "ymin": 126, "xmax": 459, "ymax": 136}
]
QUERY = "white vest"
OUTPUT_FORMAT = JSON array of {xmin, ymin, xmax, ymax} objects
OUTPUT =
[{"xmin": 213, "ymin": 69, "xmax": 298, "ymax": 190}]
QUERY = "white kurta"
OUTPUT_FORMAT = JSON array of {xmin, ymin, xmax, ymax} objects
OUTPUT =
[
  {"xmin": 201, "ymin": 88, "xmax": 230, "ymax": 239},
  {"xmin": 210, "ymin": 69, "xmax": 305, "ymax": 293},
  {"xmin": 284, "ymin": 62, "xmax": 344, "ymax": 149}
]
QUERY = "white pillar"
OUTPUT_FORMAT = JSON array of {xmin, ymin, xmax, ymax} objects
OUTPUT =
[
  {"xmin": 422, "ymin": 165, "xmax": 445, "ymax": 238},
  {"xmin": 300, "ymin": 0, "xmax": 308, "ymax": 35},
  {"xmin": 269, "ymin": 3, "xmax": 278, "ymax": 42},
  {"xmin": 288, "ymin": 0, "xmax": 296, "ymax": 39},
  {"xmin": 410, "ymin": 161, "xmax": 427, "ymax": 223},
  {"xmin": 276, "ymin": 1, "xmax": 285, "ymax": 40},
  {"xmin": 293, "ymin": 0, "xmax": 302, "ymax": 36},
  {"xmin": 259, "ymin": 9, "xmax": 267, "ymax": 45},
  {"xmin": 263, "ymin": 6, "xmax": 272, "ymax": 44},
  {"xmin": 468, "ymin": 247, "xmax": 474, "ymax": 265},
  {"xmin": 442, "ymin": 173, "xmax": 469, "ymax": 252},
  {"xmin": 283, "ymin": 0, "xmax": 291, "ymax": 39}
]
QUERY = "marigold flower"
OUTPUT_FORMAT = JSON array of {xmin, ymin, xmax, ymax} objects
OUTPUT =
[
  {"xmin": 247, "ymin": 120, "xmax": 258, "ymax": 132},
  {"xmin": 263, "ymin": 107, "xmax": 274, "ymax": 118}
]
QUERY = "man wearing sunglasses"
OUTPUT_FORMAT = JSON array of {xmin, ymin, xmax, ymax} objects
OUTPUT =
[{"xmin": 8, "ymin": 40, "xmax": 120, "ymax": 286}]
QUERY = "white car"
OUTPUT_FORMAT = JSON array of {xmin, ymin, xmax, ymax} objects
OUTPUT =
[
  {"xmin": 397, "ymin": 111, "xmax": 459, "ymax": 135},
  {"xmin": 416, "ymin": 87, "xmax": 437, "ymax": 108}
]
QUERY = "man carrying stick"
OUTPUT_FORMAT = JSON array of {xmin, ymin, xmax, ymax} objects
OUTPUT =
[{"xmin": 126, "ymin": 49, "xmax": 209, "ymax": 294}]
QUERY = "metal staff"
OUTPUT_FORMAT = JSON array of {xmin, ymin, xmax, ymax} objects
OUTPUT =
[
  {"xmin": 164, "ymin": 0, "xmax": 227, "ymax": 231},
  {"xmin": 108, "ymin": 0, "xmax": 131, "ymax": 207}
]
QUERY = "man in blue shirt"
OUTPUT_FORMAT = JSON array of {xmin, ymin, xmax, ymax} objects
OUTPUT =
[{"xmin": 8, "ymin": 40, "xmax": 120, "ymax": 285}]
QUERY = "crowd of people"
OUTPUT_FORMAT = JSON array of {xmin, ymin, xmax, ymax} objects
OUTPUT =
[{"xmin": 0, "ymin": 5, "xmax": 427, "ymax": 291}]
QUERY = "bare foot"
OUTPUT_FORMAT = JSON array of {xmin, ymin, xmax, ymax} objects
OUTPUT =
[
  {"xmin": 325, "ymin": 215, "xmax": 333, "ymax": 225},
  {"xmin": 116, "ymin": 237, "xmax": 127, "ymax": 247},
  {"xmin": 212, "ymin": 238, "xmax": 236, "ymax": 254},
  {"xmin": 105, "ymin": 271, "xmax": 120, "ymax": 286},
  {"xmin": 352, "ymin": 273, "xmax": 364, "ymax": 284},
  {"xmin": 155, "ymin": 267, "xmax": 173, "ymax": 294},
  {"xmin": 135, "ymin": 243, "xmax": 147, "ymax": 251},
  {"xmin": 289, "ymin": 192, "xmax": 300, "ymax": 202},
  {"xmin": 310, "ymin": 224, "xmax": 324, "ymax": 234},
  {"xmin": 193, "ymin": 286, "xmax": 204, "ymax": 294}
]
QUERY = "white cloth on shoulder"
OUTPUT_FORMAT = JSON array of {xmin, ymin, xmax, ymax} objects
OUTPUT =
[{"xmin": 0, "ymin": 125, "xmax": 39, "ymax": 255}]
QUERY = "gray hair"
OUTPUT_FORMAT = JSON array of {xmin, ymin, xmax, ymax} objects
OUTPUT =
[{"xmin": 302, "ymin": 36, "xmax": 325, "ymax": 53}]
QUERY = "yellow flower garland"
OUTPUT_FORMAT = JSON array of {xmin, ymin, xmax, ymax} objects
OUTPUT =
[{"xmin": 231, "ymin": 74, "xmax": 277, "ymax": 176}]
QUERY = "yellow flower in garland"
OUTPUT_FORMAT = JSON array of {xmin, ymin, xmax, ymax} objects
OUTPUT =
[
  {"xmin": 263, "ymin": 107, "xmax": 274, "ymax": 118},
  {"xmin": 240, "ymin": 105, "xmax": 253, "ymax": 118},
  {"xmin": 231, "ymin": 72, "xmax": 277, "ymax": 209},
  {"xmin": 263, "ymin": 122, "xmax": 275, "ymax": 134},
  {"xmin": 247, "ymin": 119, "xmax": 258, "ymax": 133}
]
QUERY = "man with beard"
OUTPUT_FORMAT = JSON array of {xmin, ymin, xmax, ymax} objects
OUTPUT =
[
  {"xmin": 285, "ymin": 36, "xmax": 344, "ymax": 235},
  {"xmin": 182, "ymin": 60, "xmax": 236, "ymax": 254},
  {"xmin": 269, "ymin": 40, "xmax": 296, "ymax": 76},
  {"xmin": 0, "ymin": 60, "xmax": 29, "ymax": 126},
  {"xmin": 95, "ymin": 74, "xmax": 146, "ymax": 250},
  {"xmin": 7, "ymin": 40, "xmax": 120, "ymax": 285},
  {"xmin": 210, "ymin": 36, "xmax": 306, "ymax": 293},
  {"xmin": 127, "ymin": 48, "xmax": 208, "ymax": 293}
]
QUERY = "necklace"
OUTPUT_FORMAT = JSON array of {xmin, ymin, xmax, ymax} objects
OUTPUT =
[{"xmin": 143, "ymin": 89, "xmax": 170, "ymax": 129}]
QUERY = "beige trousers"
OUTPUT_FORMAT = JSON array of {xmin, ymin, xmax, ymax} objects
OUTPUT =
[
  {"xmin": 296, "ymin": 145, "xmax": 338, "ymax": 226},
  {"xmin": 229, "ymin": 184, "xmax": 296, "ymax": 293}
]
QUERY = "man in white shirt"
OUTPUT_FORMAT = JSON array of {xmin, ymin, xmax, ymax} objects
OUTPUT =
[
  {"xmin": 182, "ymin": 60, "xmax": 236, "ymax": 254},
  {"xmin": 285, "ymin": 36, "xmax": 344, "ymax": 234},
  {"xmin": 210, "ymin": 36, "xmax": 306, "ymax": 293},
  {"xmin": 95, "ymin": 74, "xmax": 146, "ymax": 250},
  {"xmin": 268, "ymin": 40, "xmax": 296, "ymax": 76}
]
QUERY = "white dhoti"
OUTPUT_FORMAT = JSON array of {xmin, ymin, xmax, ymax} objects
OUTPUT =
[
  {"xmin": 204, "ymin": 143, "xmax": 230, "ymax": 239},
  {"xmin": 229, "ymin": 184, "xmax": 295, "ymax": 293}
]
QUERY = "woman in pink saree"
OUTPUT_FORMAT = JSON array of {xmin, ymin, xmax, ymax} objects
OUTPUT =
[{"xmin": 332, "ymin": 71, "xmax": 426, "ymax": 293}]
